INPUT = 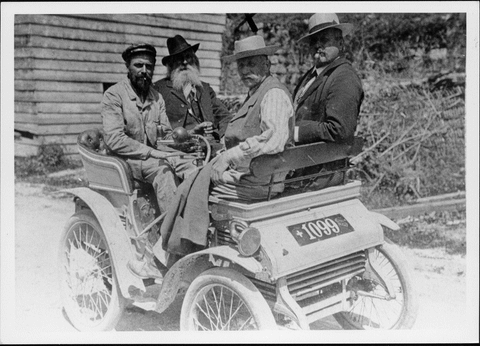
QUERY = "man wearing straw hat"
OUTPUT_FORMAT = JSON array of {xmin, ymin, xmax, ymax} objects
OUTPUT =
[
  {"xmin": 153, "ymin": 35, "xmax": 294, "ymax": 260},
  {"xmin": 210, "ymin": 35, "xmax": 295, "ymax": 200},
  {"xmin": 292, "ymin": 13, "xmax": 364, "ymax": 188}
]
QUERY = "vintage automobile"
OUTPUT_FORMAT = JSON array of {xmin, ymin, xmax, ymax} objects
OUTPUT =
[{"xmin": 58, "ymin": 128, "xmax": 418, "ymax": 331}]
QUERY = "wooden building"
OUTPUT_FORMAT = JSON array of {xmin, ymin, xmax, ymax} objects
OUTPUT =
[{"xmin": 14, "ymin": 13, "xmax": 226, "ymax": 157}]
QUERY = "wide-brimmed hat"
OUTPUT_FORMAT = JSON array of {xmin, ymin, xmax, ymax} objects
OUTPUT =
[
  {"xmin": 122, "ymin": 43, "xmax": 157, "ymax": 62},
  {"xmin": 223, "ymin": 35, "xmax": 280, "ymax": 63},
  {"xmin": 161, "ymin": 35, "xmax": 200, "ymax": 66},
  {"xmin": 298, "ymin": 13, "xmax": 353, "ymax": 43}
]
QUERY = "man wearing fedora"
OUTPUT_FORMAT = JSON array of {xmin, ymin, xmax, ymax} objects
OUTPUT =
[
  {"xmin": 292, "ymin": 13, "xmax": 364, "ymax": 188},
  {"xmin": 102, "ymin": 43, "xmax": 198, "ymax": 279},
  {"xmin": 210, "ymin": 35, "xmax": 294, "ymax": 200},
  {"xmin": 153, "ymin": 35, "xmax": 232, "ymax": 153}
]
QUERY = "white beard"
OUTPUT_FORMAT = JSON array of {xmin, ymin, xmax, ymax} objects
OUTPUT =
[{"xmin": 171, "ymin": 65, "xmax": 202, "ymax": 91}]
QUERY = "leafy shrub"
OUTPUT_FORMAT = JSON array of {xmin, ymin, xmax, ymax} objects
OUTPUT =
[
  {"xmin": 352, "ymin": 79, "xmax": 465, "ymax": 202},
  {"xmin": 37, "ymin": 143, "xmax": 65, "ymax": 168},
  {"xmin": 15, "ymin": 143, "xmax": 80, "ymax": 178}
]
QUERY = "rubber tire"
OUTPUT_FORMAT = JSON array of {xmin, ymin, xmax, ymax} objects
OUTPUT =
[
  {"xmin": 58, "ymin": 210, "xmax": 125, "ymax": 331},
  {"xmin": 334, "ymin": 239, "xmax": 419, "ymax": 329},
  {"xmin": 180, "ymin": 267, "xmax": 277, "ymax": 330}
]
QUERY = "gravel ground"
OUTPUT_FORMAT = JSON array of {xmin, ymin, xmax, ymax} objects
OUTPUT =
[{"xmin": 2, "ymin": 182, "xmax": 477, "ymax": 343}]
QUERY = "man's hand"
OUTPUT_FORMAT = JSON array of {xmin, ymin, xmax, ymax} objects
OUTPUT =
[
  {"xmin": 189, "ymin": 121, "xmax": 214, "ymax": 136},
  {"xmin": 211, "ymin": 154, "xmax": 230, "ymax": 185}
]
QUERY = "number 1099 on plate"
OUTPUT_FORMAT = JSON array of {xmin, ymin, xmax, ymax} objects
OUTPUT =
[{"xmin": 287, "ymin": 214, "xmax": 354, "ymax": 246}]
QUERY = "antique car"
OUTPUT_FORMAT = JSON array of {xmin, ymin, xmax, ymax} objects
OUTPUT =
[{"xmin": 58, "ymin": 128, "xmax": 418, "ymax": 331}]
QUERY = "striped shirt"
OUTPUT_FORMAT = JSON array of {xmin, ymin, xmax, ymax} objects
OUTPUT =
[{"xmin": 225, "ymin": 87, "xmax": 294, "ymax": 168}]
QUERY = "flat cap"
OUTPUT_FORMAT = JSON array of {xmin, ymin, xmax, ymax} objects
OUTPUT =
[{"xmin": 122, "ymin": 43, "xmax": 157, "ymax": 62}]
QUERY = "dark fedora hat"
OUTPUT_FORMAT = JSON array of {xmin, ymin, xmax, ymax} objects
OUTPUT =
[
  {"xmin": 122, "ymin": 43, "xmax": 157, "ymax": 62},
  {"xmin": 161, "ymin": 35, "xmax": 200, "ymax": 66}
]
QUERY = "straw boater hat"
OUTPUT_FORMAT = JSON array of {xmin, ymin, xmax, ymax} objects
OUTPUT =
[
  {"xmin": 223, "ymin": 35, "xmax": 280, "ymax": 63},
  {"xmin": 298, "ymin": 13, "xmax": 354, "ymax": 43},
  {"xmin": 161, "ymin": 35, "xmax": 200, "ymax": 66}
]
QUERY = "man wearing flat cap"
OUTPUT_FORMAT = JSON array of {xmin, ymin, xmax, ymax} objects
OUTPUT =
[
  {"xmin": 211, "ymin": 35, "xmax": 294, "ymax": 200},
  {"xmin": 102, "ymin": 43, "xmax": 197, "ymax": 279},
  {"xmin": 153, "ymin": 35, "xmax": 232, "ymax": 154},
  {"xmin": 293, "ymin": 13, "xmax": 364, "ymax": 188}
]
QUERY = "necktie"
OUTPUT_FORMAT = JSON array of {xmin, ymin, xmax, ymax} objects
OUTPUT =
[{"xmin": 187, "ymin": 89, "xmax": 203, "ymax": 123}]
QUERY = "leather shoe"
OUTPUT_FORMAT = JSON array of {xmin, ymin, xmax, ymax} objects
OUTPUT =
[{"xmin": 127, "ymin": 259, "xmax": 164, "ymax": 280}]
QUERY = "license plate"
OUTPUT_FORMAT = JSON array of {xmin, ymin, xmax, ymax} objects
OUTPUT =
[{"xmin": 287, "ymin": 214, "xmax": 354, "ymax": 246}]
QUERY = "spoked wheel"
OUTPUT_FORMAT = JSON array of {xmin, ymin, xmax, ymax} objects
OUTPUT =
[
  {"xmin": 180, "ymin": 267, "xmax": 277, "ymax": 331},
  {"xmin": 58, "ymin": 210, "xmax": 125, "ymax": 331},
  {"xmin": 334, "ymin": 240, "xmax": 418, "ymax": 329}
]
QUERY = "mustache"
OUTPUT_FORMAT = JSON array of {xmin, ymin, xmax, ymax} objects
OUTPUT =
[
  {"xmin": 241, "ymin": 74, "xmax": 257, "ymax": 80},
  {"xmin": 129, "ymin": 72, "xmax": 152, "ymax": 93},
  {"xmin": 137, "ymin": 74, "xmax": 152, "ymax": 82}
]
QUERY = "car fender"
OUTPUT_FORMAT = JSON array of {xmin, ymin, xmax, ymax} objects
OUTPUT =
[
  {"xmin": 62, "ymin": 187, "xmax": 145, "ymax": 297},
  {"xmin": 370, "ymin": 211, "xmax": 400, "ymax": 231},
  {"xmin": 185, "ymin": 246, "xmax": 265, "ymax": 273},
  {"xmin": 155, "ymin": 246, "xmax": 265, "ymax": 314}
]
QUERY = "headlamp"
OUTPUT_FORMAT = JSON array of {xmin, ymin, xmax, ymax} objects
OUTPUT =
[{"xmin": 229, "ymin": 220, "xmax": 261, "ymax": 257}]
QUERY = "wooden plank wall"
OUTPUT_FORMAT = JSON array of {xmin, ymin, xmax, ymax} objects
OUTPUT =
[{"xmin": 14, "ymin": 13, "xmax": 226, "ymax": 156}]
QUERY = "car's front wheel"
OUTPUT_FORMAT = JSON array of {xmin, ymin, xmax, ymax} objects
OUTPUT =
[{"xmin": 180, "ymin": 267, "xmax": 277, "ymax": 330}]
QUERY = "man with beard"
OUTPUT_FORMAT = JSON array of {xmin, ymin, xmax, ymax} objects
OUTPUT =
[
  {"xmin": 153, "ymin": 35, "xmax": 232, "ymax": 154},
  {"xmin": 153, "ymin": 35, "xmax": 294, "ymax": 260},
  {"xmin": 102, "ymin": 43, "xmax": 198, "ymax": 279},
  {"xmin": 292, "ymin": 13, "xmax": 364, "ymax": 189}
]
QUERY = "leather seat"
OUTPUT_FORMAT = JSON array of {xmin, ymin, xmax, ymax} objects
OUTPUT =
[{"xmin": 77, "ymin": 128, "xmax": 136, "ymax": 193}]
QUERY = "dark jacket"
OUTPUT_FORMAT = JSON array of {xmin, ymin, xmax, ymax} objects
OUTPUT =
[
  {"xmin": 153, "ymin": 78, "xmax": 232, "ymax": 140},
  {"xmin": 155, "ymin": 161, "xmax": 212, "ymax": 256},
  {"xmin": 293, "ymin": 57, "xmax": 364, "ymax": 144}
]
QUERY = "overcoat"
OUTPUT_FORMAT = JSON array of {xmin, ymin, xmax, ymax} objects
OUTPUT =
[{"xmin": 293, "ymin": 57, "xmax": 364, "ymax": 144}]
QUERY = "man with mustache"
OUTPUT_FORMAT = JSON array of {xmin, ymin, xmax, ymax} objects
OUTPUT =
[
  {"xmin": 210, "ymin": 35, "xmax": 294, "ymax": 200},
  {"xmin": 154, "ymin": 35, "xmax": 294, "ymax": 260},
  {"xmin": 102, "ymin": 43, "xmax": 198, "ymax": 279},
  {"xmin": 293, "ymin": 13, "xmax": 364, "ymax": 189},
  {"xmin": 153, "ymin": 35, "xmax": 232, "ymax": 154}
]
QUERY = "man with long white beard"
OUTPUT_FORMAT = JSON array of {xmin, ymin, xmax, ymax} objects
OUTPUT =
[{"xmin": 153, "ymin": 35, "xmax": 232, "ymax": 153}]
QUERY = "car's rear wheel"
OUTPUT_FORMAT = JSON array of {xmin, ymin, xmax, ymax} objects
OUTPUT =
[{"xmin": 334, "ymin": 240, "xmax": 418, "ymax": 329}]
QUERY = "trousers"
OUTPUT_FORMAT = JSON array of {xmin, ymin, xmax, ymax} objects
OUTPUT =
[{"xmin": 127, "ymin": 156, "xmax": 198, "ymax": 214}]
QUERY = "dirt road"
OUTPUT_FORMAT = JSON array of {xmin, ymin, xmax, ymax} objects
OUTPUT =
[{"xmin": 6, "ymin": 182, "xmax": 475, "ymax": 343}]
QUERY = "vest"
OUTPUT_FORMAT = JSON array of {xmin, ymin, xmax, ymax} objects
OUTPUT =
[{"xmin": 224, "ymin": 75, "xmax": 293, "ymax": 150}]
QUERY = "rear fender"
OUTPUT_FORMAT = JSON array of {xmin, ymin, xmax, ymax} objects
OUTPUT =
[
  {"xmin": 370, "ymin": 211, "xmax": 400, "ymax": 231},
  {"xmin": 155, "ymin": 246, "xmax": 266, "ymax": 314},
  {"xmin": 62, "ymin": 187, "xmax": 145, "ymax": 297}
]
